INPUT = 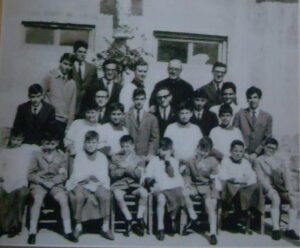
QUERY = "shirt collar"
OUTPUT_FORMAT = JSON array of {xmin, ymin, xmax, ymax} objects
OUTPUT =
[
  {"xmin": 132, "ymin": 78, "xmax": 145, "ymax": 88},
  {"xmin": 31, "ymin": 103, "xmax": 43, "ymax": 114}
]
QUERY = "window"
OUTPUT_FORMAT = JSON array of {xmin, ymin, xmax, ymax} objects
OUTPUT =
[
  {"xmin": 154, "ymin": 31, "xmax": 228, "ymax": 65},
  {"xmin": 22, "ymin": 22, "xmax": 95, "ymax": 47},
  {"xmin": 100, "ymin": 0, "xmax": 143, "ymax": 15}
]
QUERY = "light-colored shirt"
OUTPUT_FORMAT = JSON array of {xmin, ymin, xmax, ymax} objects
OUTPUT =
[{"xmin": 31, "ymin": 103, "xmax": 42, "ymax": 115}]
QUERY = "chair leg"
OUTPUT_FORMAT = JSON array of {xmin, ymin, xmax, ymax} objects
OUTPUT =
[
  {"xmin": 217, "ymin": 207, "xmax": 221, "ymax": 235},
  {"xmin": 110, "ymin": 198, "xmax": 115, "ymax": 235},
  {"xmin": 147, "ymin": 194, "xmax": 153, "ymax": 235},
  {"xmin": 261, "ymin": 213, "xmax": 265, "ymax": 235},
  {"xmin": 179, "ymin": 208, "xmax": 188, "ymax": 235}
]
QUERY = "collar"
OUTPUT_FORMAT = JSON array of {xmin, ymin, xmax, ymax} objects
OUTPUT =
[
  {"xmin": 31, "ymin": 103, "xmax": 43, "ymax": 113},
  {"xmin": 55, "ymin": 68, "xmax": 69, "ymax": 80},
  {"xmin": 213, "ymin": 81, "xmax": 223, "ymax": 90},
  {"xmin": 230, "ymin": 156, "xmax": 242, "ymax": 164},
  {"xmin": 103, "ymin": 77, "xmax": 114, "ymax": 85},
  {"xmin": 132, "ymin": 78, "xmax": 145, "ymax": 88}
]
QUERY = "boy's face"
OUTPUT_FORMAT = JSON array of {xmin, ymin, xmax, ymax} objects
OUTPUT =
[
  {"xmin": 10, "ymin": 136, "xmax": 24, "ymax": 148},
  {"xmin": 133, "ymin": 95, "xmax": 146, "ymax": 110},
  {"xmin": 110, "ymin": 110, "xmax": 124, "ymax": 125},
  {"xmin": 247, "ymin": 93, "xmax": 261, "ymax": 110},
  {"xmin": 135, "ymin": 65, "xmax": 148, "ymax": 82},
  {"xmin": 85, "ymin": 109, "xmax": 99, "ymax": 123},
  {"xmin": 75, "ymin": 47, "xmax": 87, "ymax": 62},
  {"xmin": 121, "ymin": 142, "xmax": 135, "ymax": 155},
  {"xmin": 156, "ymin": 89, "xmax": 172, "ymax": 108},
  {"xmin": 29, "ymin": 93, "xmax": 43, "ymax": 107},
  {"xmin": 95, "ymin": 90, "xmax": 108, "ymax": 108},
  {"xmin": 59, "ymin": 59, "xmax": 73, "ymax": 75},
  {"xmin": 197, "ymin": 147, "xmax": 210, "ymax": 158},
  {"xmin": 178, "ymin": 109, "xmax": 193, "ymax": 124},
  {"xmin": 159, "ymin": 147, "xmax": 172, "ymax": 159},
  {"xmin": 264, "ymin": 143, "xmax": 278, "ymax": 157},
  {"xmin": 231, "ymin": 145, "xmax": 244, "ymax": 161},
  {"xmin": 104, "ymin": 63, "xmax": 117, "ymax": 81},
  {"xmin": 222, "ymin": 88, "xmax": 235, "ymax": 104},
  {"xmin": 219, "ymin": 112, "xmax": 232, "ymax": 127},
  {"xmin": 84, "ymin": 139, "xmax": 99, "ymax": 154},
  {"xmin": 193, "ymin": 97, "xmax": 207, "ymax": 110},
  {"xmin": 42, "ymin": 139, "xmax": 58, "ymax": 152},
  {"xmin": 212, "ymin": 66, "xmax": 226, "ymax": 83}
]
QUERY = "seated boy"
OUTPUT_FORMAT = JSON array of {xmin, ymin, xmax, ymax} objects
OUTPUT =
[
  {"xmin": 27, "ymin": 133, "xmax": 76, "ymax": 244},
  {"xmin": 255, "ymin": 138, "xmax": 299, "ymax": 240},
  {"xmin": 0, "ymin": 130, "xmax": 38, "ymax": 237},
  {"xmin": 110, "ymin": 135, "xmax": 147, "ymax": 236},
  {"xmin": 210, "ymin": 104, "xmax": 244, "ymax": 159},
  {"xmin": 218, "ymin": 140, "xmax": 258, "ymax": 232},
  {"xmin": 143, "ymin": 137, "xmax": 197, "ymax": 241},
  {"xmin": 184, "ymin": 137, "xmax": 220, "ymax": 245},
  {"xmin": 66, "ymin": 131, "xmax": 113, "ymax": 241}
]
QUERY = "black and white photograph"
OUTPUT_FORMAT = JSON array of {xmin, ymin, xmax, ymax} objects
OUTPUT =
[{"xmin": 0, "ymin": 0, "xmax": 298, "ymax": 247}]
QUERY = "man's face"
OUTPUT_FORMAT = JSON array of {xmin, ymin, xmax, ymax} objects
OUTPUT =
[
  {"xmin": 133, "ymin": 95, "xmax": 146, "ymax": 110},
  {"xmin": 29, "ymin": 93, "xmax": 43, "ymax": 107},
  {"xmin": 156, "ymin": 89, "xmax": 172, "ymax": 108},
  {"xmin": 95, "ymin": 90, "xmax": 108, "ymax": 108},
  {"xmin": 223, "ymin": 88, "xmax": 235, "ymax": 104},
  {"xmin": 247, "ymin": 93, "xmax": 261, "ymax": 110},
  {"xmin": 159, "ymin": 148, "xmax": 172, "ymax": 159},
  {"xmin": 231, "ymin": 145, "xmax": 244, "ymax": 161},
  {"xmin": 135, "ymin": 65, "xmax": 148, "ymax": 82},
  {"xmin": 168, "ymin": 61, "xmax": 182, "ymax": 80},
  {"xmin": 121, "ymin": 142, "xmax": 135, "ymax": 155},
  {"xmin": 104, "ymin": 63, "xmax": 117, "ymax": 81},
  {"xmin": 10, "ymin": 136, "xmax": 24, "ymax": 148},
  {"xmin": 178, "ymin": 109, "xmax": 193, "ymax": 124},
  {"xmin": 59, "ymin": 59, "xmax": 73, "ymax": 75},
  {"xmin": 42, "ymin": 140, "xmax": 58, "ymax": 152},
  {"xmin": 75, "ymin": 47, "xmax": 87, "ymax": 62},
  {"xmin": 219, "ymin": 112, "xmax": 232, "ymax": 127},
  {"xmin": 85, "ymin": 109, "xmax": 99, "ymax": 123},
  {"xmin": 193, "ymin": 97, "xmax": 207, "ymax": 110},
  {"xmin": 110, "ymin": 110, "xmax": 124, "ymax": 125},
  {"xmin": 93, "ymin": 57, "xmax": 104, "ymax": 70},
  {"xmin": 84, "ymin": 139, "xmax": 98, "ymax": 154},
  {"xmin": 212, "ymin": 66, "xmax": 226, "ymax": 83},
  {"xmin": 264, "ymin": 143, "xmax": 278, "ymax": 157}
]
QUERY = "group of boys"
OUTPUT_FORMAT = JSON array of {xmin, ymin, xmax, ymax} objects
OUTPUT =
[{"xmin": 0, "ymin": 40, "xmax": 298, "ymax": 246}]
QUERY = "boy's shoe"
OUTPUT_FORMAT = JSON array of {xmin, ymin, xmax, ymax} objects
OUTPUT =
[
  {"xmin": 209, "ymin": 234, "xmax": 218, "ymax": 245},
  {"xmin": 73, "ymin": 229, "xmax": 82, "ymax": 240},
  {"xmin": 182, "ymin": 219, "xmax": 197, "ymax": 235},
  {"xmin": 135, "ymin": 218, "xmax": 145, "ymax": 236},
  {"xmin": 285, "ymin": 230, "xmax": 300, "ymax": 240},
  {"xmin": 124, "ymin": 220, "xmax": 132, "ymax": 237},
  {"xmin": 156, "ymin": 230, "xmax": 165, "ymax": 241},
  {"xmin": 100, "ymin": 230, "xmax": 114, "ymax": 240},
  {"xmin": 64, "ymin": 233, "xmax": 78, "ymax": 242},
  {"xmin": 7, "ymin": 227, "xmax": 19, "ymax": 238},
  {"xmin": 272, "ymin": 230, "xmax": 281, "ymax": 240},
  {"xmin": 170, "ymin": 219, "xmax": 177, "ymax": 234},
  {"xmin": 27, "ymin": 234, "xmax": 36, "ymax": 245}
]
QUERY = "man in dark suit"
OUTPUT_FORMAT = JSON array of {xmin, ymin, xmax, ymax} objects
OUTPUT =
[
  {"xmin": 95, "ymin": 88, "xmax": 110, "ymax": 125},
  {"xmin": 190, "ymin": 89, "xmax": 218, "ymax": 136},
  {"xmin": 234, "ymin": 86, "xmax": 273, "ymax": 162},
  {"xmin": 149, "ymin": 59, "xmax": 194, "ymax": 108},
  {"xmin": 197, "ymin": 61, "xmax": 227, "ymax": 108},
  {"xmin": 72, "ymin": 40, "xmax": 97, "ymax": 115},
  {"xmin": 150, "ymin": 87, "xmax": 176, "ymax": 137},
  {"xmin": 13, "ymin": 84, "xmax": 56, "ymax": 145},
  {"xmin": 81, "ymin": 59, "xmax": 122, "ymax": 113}
]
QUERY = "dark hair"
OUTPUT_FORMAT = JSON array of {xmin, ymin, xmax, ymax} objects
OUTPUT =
[
  {"xmin": 198, "ymin": 137, "xmax": 213, "ymax": 151},
  {"xmin": 133, "ymin": 88, "xmax": 146, "ymax": 99},
  {"xmin": 83, "ymin": 101, "xmax": 99, "ymax": 112},
  {"xmin": 41, "ymin": 132, "xmax": 59, "ymax": 142},
  {"xmin": 134, "ymin": 60, "xmax": 148, "ymax": 71},
  {"xmin": 219, "ymin": 103, "xmax": 233, "ymax": 116},
  {"xmin": 230, "ymin": 140, "xmax": 244, "ymax": 151},
  {"xmin": 193, "ymin": 89, "xmax": 208, "ymax": 99},
  {"xmin": 73, "ymin": 40, "xmax": 88, "ymax": 52},
  {"xmin": 264, "ymin": 137, "xmax": 279, "ymax": 147},
  {"xmin": 109, "ymin": 102, "xmax": 124, "ymax": 113},
  {"xmin": 96, "ymin": 53, "xmax": 105, "ymax": 60},
  {"xmin": 159, "ymin": 137, "xmax": 173, "ymax": 150},
  {"xmin": 177, "ymin": 101, "xmax": 193, "ymax": 113},
  {"xmin": 60, "ymin": 53, "xmax": 76, "ymax": 64},
  {"xmin": 28, "ymin": 84, "xmax": 43, "ymax": 96},
  {"xmin": 212, "ymin": 61, "xmax": 227, "ymax": 72},
  {"xmin": 10, "ymin": 129, "xmax": 24, "ymax": 139},
  {"xmin": 102, "ymin": 59, "xmax": 118, "ymax": 71},
  {"xmin": 84, "ymin": 130, "xmax": 99, "ymax": 142},
  {"xmin": 120, "ymin": 134, "xmax": 134, "ymax": 144},
  {"xmin": 156, "ymin": 87, "xmax": 171, "ymax": 96},
  {"xmin": 95, "ymin": 87, "xmax": 109, "ymax": 97},
  {"xmin": 221, "ymin": 82, "xmax": 236, "ymax": 94},
  {"xmin": 246, "ymin": 86, "xmax": 262, "ymax": 99}
]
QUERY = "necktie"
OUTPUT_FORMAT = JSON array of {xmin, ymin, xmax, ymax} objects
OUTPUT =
[
  {"xmin": 136, "ymin": 109, "xmax": 141, "ymax": 126},
  {"xmin": 163, "ymin": 108, "xmax": 167, "ymax": 120},
  {"xmin": 252, "ymin": 110, "xmax": 256, "ymax": 126},
  {"xmin": 216, "ymin": 84, "xmax": 220, "ymax": 98},
  {"xmin": 78, "ymin": 62, "xmax": 82, "ymax": 81},
  {"xmin": 33, "ymin": 107, "xmax": 38, "ymax": 115},
  {"xmin": 197, "ymin": 111, "xmax": 201, "ymax": 120}
]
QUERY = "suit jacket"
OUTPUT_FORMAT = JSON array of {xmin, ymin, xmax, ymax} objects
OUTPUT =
[
  {"xmin": 197, "ymin": 81, "xmax": 222, "ymax": 108},
  {"xmin": 191, "ymin": 109, "xmax": 218, "ymax": 136},
  {"xmin": 98, "ymin": 107, "xmax": 110, "ymax": 125},
  {"xmin": 151, "ymin": 105, "xmax": 177, "ymax": 137},
  {"xmin": 72, "ymin": 61, "xmax": 97, "ymax": 114},
  {"xmin": 234, "ymin": 108, "xmax": 272, "ymax": 155},
  {"xmin": 149, "ymin": 77, "xmax": 194, "ymax": 108},
  {"xmin": 13, "ymin": 101, "xmax": 56, "ymax": 145},
  {"xmin": 125, "ymin": 108, "xmax": 160, "ymax": 156}
]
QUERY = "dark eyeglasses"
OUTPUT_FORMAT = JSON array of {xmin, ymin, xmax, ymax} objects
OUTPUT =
[{"xmin": 157, "ymin": 94, "xmax": 170, "ymax": 100}]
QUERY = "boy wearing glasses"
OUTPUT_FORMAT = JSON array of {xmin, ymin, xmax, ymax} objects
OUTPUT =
[{"xmin": 255, "ymin": 138, "xmax": 299, "ymax": 241}]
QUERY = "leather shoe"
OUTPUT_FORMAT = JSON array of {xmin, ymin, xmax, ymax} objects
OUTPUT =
[
  {"xmin": 135, "ymin": 218, "xmax": 145, "ymax": 236},
  {"xmin": 209, "ymin": 234, "xmax": 218, "ymax": 245},
  {"xmin": 156, "ymin": 230, "xmax": 165, "ymax": 241},
  {"xmin": 170, "ymin": 219, "xmax": 177, "ymax": 234},
  {"xmin": 27, "ymin": 234, "xmax": 36, "ymax": 245},
  {"xmin": 64, "ymin": 233, "xmax": 78, "ymax": 242},
  {"xmin": 285, "ymin": 229, "xmax": 300, "ymax": 240},
  {"xmin": 7, "ymin": 227, "xmax": 19, "ymax": 238},
  {"xmin": 73, "ymin": 229, "xmax": 82, "ymax": 240},
  {"xmin": 182, "ymin": 219, "xmax": 196, "ymax": 235},
  {"xmin": 100, "ymin": 230, "xmax": 114, "ymax": 240},
  {"xmin": 124, "ymin": 220, "xmax": 132, "ymax": 237},
  {"xmin": 272, "ymin": 230, "xmax": 281, "ymax": 240}
]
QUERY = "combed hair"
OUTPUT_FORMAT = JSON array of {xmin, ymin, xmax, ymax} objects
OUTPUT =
[
  {"xmin": 177, "ymin": 101, "xmax": 193, "ymax": 113},
  {"xmin": 160, "ymin": 137, "xmax": 173, "ymax": 150},
  {"xmin": 221, "ymin": 82, "xmax": 236, "ymax": 94},
  {"xmin": 218, "ymin": 103, "xmax": 233, "ymax": 116},
  {"xmin": 10, "ymin": 129, "xmax": 24, "ymax": 138},
  {"xmin": 109, "ymin": 102, "xmax": 124, "ymax": 113},
  {"xmin": 102, "ymin": 59, "xmax": 118, "ymax": 71},
  {"xmin": 84, "ymin": 130, "xmax": 99, "ymax": 142},
  {"xmin": 133, "ymin": 60, "xmax": 148, "ymax": 70},
  {"xmin": 132, "ymin": 88, "xmax": 146, "ymax": 99},
  {"xmin": 246, "ymin": 86, "xmax": 262, "ymax": 99},
  {"xmin": 73, "ymin": 40, "xmax": 88, "ymax": 52},
  {"xmin": 230, "ymin": 140, "xmax": 244, "ymax": 150},
  {"xmin": 60, "ymin": 53, "xmax": 76, "ymax": 64},
  {"xmin": 28, "ymin": 84, "xmax": 43, "ymax": 96},
  {"xmin": 120, "ymin": 134, "xmax": 134, "ymax": 144},
  {"xmin": 264, "ymin": 137, "xmax": 279, "ymax": 147},
  {"xmin": 198, "ymin": 137, "xmax": 213, "ymax": 150},
  {"xmin": 212, "ymin": 61, "xmax": 227, "ymax": 72}
]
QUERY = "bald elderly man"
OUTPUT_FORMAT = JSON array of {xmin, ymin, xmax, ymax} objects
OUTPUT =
[{"xmin": 149, "ymin": 59, "xmax": 194, "ymax": 109}]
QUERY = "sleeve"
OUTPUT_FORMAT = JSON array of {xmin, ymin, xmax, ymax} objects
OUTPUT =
[
  {"xmin": 51, "ymin": 155, "xmax": 68, "ymax": 185},
  {"xmin": 254, "ymin": 158, "xmax": 273, "ymax": 192},
  {"xmin": 144, "ymin": 158, "xmax": 155, "ymax": 180},
  {"xmin": 218, "ymin": 160, "xmax": 229, "ymax": 181},
  {"xmin": 27, "ymin": 153, "xmax": 44, "ymax": 184},
  {"xmin": 0, "ymin": 151, "xmax": 6, "ymax": 181},
  {"xmin": 41, "ymin": 73, "xmax": 51, "ymax": 103},
  {"xmin": 254, "ymin": 115, "xmax": 273, "ymax": 155},
  {"xmin": 148, "ymin": 116, "xmax": 160, "ymax": 155},
  {"xmin": 64, "ymin": 121, "xmax": 76, "ymax": 150},
  {"xmin": 210, "ymin": 158, "xmax": 220, "ymax": 176},
  {"xmin": 149, "ymin": 84, "xmax": 159, "ymax": 107},
  {"xmin": 67, "ymin": 82, "xmax": 77, "ymax": 127}
]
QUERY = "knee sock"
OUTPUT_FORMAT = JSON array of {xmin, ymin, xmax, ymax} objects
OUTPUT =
[
  {"xmin": 63, "ymin": 219, "xmax": 71, "ymax": 234},
  {"xmin": 288, "ymin": 208, "xmax": 298, "ymax": 230},
  {"xmin": 102, "ymin": 217, "xmax": 109, "ymax": 232},
  {"xmin": 271, "ymin": 208, "xmax": 280, "ymax": 230},
  {"xmin": 137, "ymin": 204, "xmax": 146, "ymax": 219}
]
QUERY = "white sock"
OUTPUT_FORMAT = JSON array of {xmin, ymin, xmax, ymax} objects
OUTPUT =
[
  {"xmin": 75, "ymin": 223, "xmax": 82, "ymax": 232},
  {"xmin": 137, "ymin": 205, "xmax": 146, "ymax": 219},
  {"xmin": 63, "ymin": 219, "xmax": 72, "ymax": 234},
  {"xmin": 188, "ymin": 207, "xmax": 197, "ymax": 220},
  {"xmin": 29, "ymin": 220, "xmax": 37, "ymax": 234},
  {"xmin": 102, "ymin": 218, "xmax": 109, "ymax": 232},
  {"xmin": 209, "ymin": 213, "xmax": 217, "ymax": 235},
  {"xmin": 288, "ymin": 208, "xmax": 297, "ymax": 230},
  {"xmin": 271, "ymin": 208, "xmax": 280, "ymax": 230}
]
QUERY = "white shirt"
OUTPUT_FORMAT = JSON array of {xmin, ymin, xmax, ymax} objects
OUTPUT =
[
  {"xmin": 144, "ymin": 156, "xmax": 184, "ymax": 191},
  {"xmin": 164, "ymin": 123, "xmax": 203, "ymax": 160},
  {"xmin": 31, "ymin": 103, "xmax": 42, "ymax": 115},
  {"xmin": 210, "ymin": 103, "xmax": 240, "ymax": 125}
]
